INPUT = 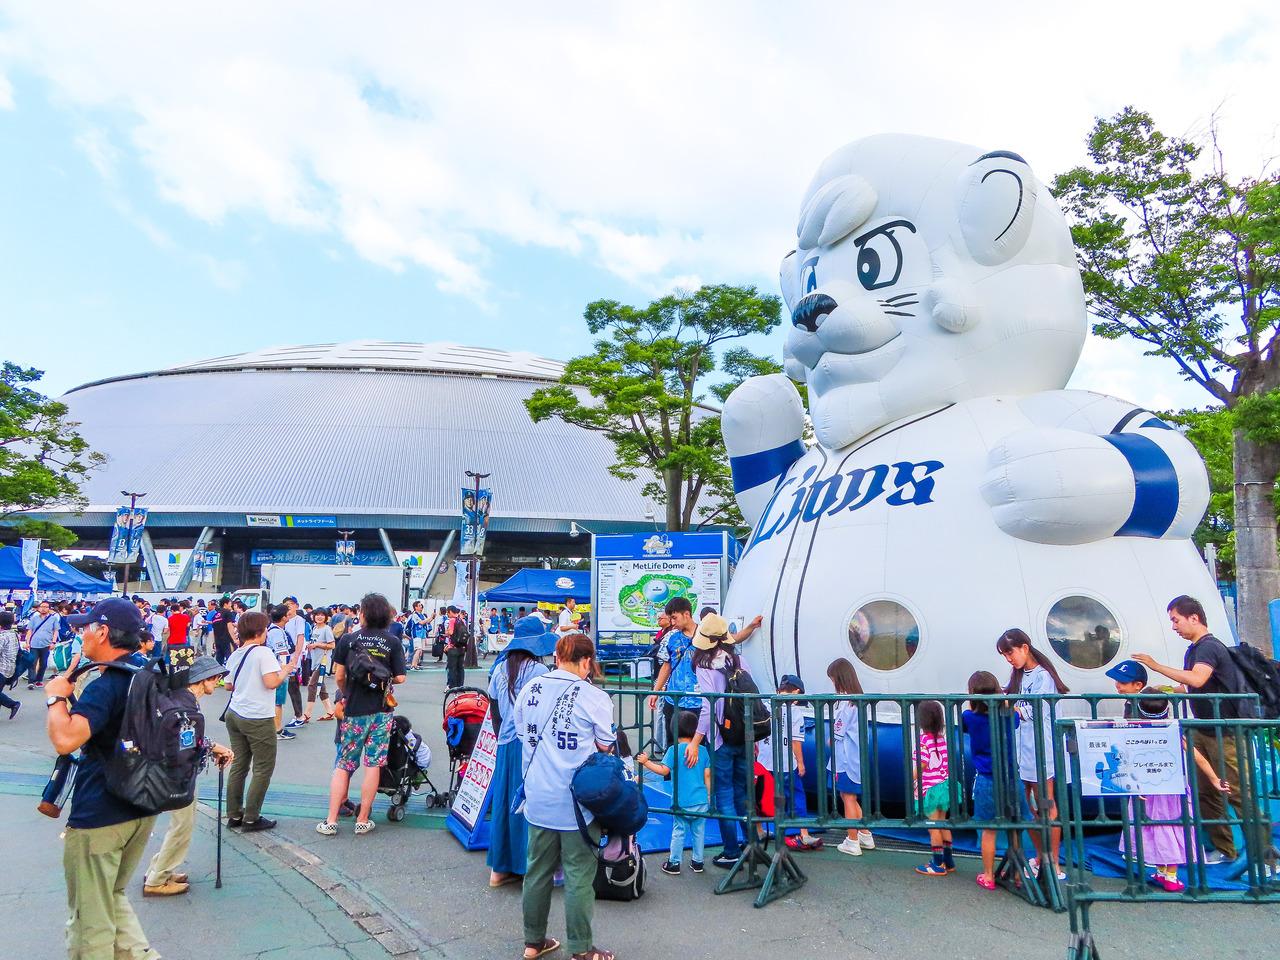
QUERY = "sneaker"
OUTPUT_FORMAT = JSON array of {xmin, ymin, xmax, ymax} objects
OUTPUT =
[
  {"xmin": 1201, "ymin": 848, "xmax": 1230, "ymax": 865},
  {"xmin": 27, "ymin": 683, "xmax": 35, "ymax": 690},
  {"xmin": 661, "ymin": 861, "xmax": 681, "ymax": 876},
  {"xmin": 276, "ymin": 730, "xmax": 296, "ymax": 741},
  {"xmin": 286, "ymin": 717, "xmax": 306, "ymax": 728},
  {"xmin": 34, "ymin": 681, "xmax": 43, "ymax": 688},
  {"xmin": 915, "ymin": 861, "xmax": 948, "ymax": 876},
  {"xmin": 240, "ymin": 817, "xmax": 277, "ymax": 833},
  {"xmin": 142, "ymin": 880, "xmax": 190, "ymax": 897},
  {"xmin": 316, "ymin": 821, "xmax": 338, "ymax": 836},
  {"xmin": 785, "ymin": 835, "xmax": 821, "ymax": 851},
  {"xmin": 858, "ymin": 830, "xmax": 875, "ymax": 850},
  {"xmin": 226, "ymin": 816, "xmax": 243, "ymax": 829},
  {"xmin": 338, "ymin": 800, "xmax": 357, "ymax": 818},
  {"xmin": 354, "ymin": 820, "xmax": 376, "ymax": 836},
  {"xmin": 690, "ymin": 860, "xmax": 705, "ymax": 874},
  {"xmin": 837, "ymin": 838, "xmax": 863, "ymax": 857},
  {"xmin": 7, "ymin": 702, "xmax": 18, "ymax": 720},
  {"xmin": 711, "ymin": 853, "xmax": 739, "ymax": 869}
]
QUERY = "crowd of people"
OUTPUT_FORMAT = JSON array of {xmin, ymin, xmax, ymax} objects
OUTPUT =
[{"xmin": 6, "ymin": 582, "xmax": 1272, "ymax": 960}]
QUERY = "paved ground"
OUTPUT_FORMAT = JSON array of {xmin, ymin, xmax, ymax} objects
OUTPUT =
[{"xmin": 1, "ymin": 662, "xmax": 1273, "ymax": 960}]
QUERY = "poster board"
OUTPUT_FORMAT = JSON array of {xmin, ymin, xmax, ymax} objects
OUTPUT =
[
  {"xmin": 1073, "ymin": 719, "xmax": 1185, "ymax": 797},
  {"xmin": 445, "ymin": 708, "xmax": 498, "ymax": 849}
]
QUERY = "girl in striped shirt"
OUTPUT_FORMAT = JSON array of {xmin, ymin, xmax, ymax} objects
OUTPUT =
[{"xmin": 913, "ymin": 700, "xmax": 954, "ymax": 876}]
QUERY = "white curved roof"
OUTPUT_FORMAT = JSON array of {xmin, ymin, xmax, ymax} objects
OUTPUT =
[{"xmin": 70, "ymin": 341, "xmax": 566, "ymax": 392}]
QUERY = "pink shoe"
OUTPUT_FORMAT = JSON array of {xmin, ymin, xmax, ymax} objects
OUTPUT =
[
  {"xmin": 975, "ymin": 875, "xmax": 996, "ymax": 891},
  {"xmin": 1155, "ymin": 873, "xmax": 1185, "ymax": 893}
]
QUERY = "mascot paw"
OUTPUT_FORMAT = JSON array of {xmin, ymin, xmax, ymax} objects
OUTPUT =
[{"xmin": 980, "ymin": 428, "xmax": 1133, "ymax": 545}]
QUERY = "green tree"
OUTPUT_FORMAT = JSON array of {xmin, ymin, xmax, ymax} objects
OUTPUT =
[
  {"xmin": 0, "ymin": 362, "xmax": 103, "ymax": 549},
  {"xmin": 1053, "ymin": 107, "xmax": 1280, "ymax": 651},
  {"xmin": 525, "ymin": 285, "xmax": 784, "ymax": 531},
  {"xmin": 1166, "ymin": 406, "xmax": 1235, "ymax": 578}
]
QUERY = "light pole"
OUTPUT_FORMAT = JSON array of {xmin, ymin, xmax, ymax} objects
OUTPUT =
[
  {"xmin": 463, "ymin": 469, "xmax": 490, "ymax": 668},
  {"xmin": 119, "ymin": 490, "xmax": 146, "ymax": 596}
]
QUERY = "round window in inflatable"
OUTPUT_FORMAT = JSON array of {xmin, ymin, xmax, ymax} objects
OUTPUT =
[
  {"xmin": 847, "ymin": 600, "xmax": 920, "ymax": 671},
  {"xmin": 1045, "ymin": 595, "xmax": 1122, "ymax": 670}
]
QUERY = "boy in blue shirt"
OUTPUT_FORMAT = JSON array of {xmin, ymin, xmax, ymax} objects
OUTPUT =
[{"xmin": 637, "ymin": 711, "xmax": 711, "ymax": 875}]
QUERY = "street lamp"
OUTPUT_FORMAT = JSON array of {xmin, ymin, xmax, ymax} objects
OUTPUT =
[
  {"xmin": 569, "ymin": 521, "xmax": 598, "ymax": 538},
  {"xmin": 119, "ymin": 490, "xmax": 146, "ymax": 596}
]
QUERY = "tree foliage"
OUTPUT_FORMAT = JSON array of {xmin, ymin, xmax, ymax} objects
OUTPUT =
[
  {"xmin": 525, "ymin": 285, "xmax": 784, "ymax": 531},
  {"xmin": 0, "ymin": 362, "xmax": 103, "ymax": 549},
  {"xmin": 1052, "ymin": 107, "xmax": 1280, "ymax": 403},
  {"xmin": 1166, "ymin": 406, "xmax": 1235, "ymax": 576}
]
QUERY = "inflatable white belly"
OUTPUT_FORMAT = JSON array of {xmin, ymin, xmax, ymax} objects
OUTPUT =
[{"xmin": 723, "ymin": 397, "xmax": 1226, "ymax": 696}]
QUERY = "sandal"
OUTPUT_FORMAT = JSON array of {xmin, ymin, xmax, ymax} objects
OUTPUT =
[
  {"xmin": 523, "ymin": 937, "xmax": 560, "ymax": 959},
  {"xmin": 976, "ymin": 874, "xmax": 996, "ymax": 890},
  {"xmin": 318, "ymin": 713, "xmax": 336, "ymax": 721},
  {"xmin": 490, "ymin": 872, "xmax": 521, "ymax": 888},
  {"xmin": 571, "ymin": 949, "xmax": 614, "ymax": 960}
]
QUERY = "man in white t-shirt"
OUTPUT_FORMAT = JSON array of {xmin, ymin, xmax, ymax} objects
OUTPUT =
[
  {"xmin": 222, "ymin": 610, "xmax": 303, "ymax": 832},
  {"xmin": 556, "ymin": 597, "xmax": 577, "ymax": 634},
  {"xmin": 513, "ymin": 638, "xmax": 615, "ymax": 960}
]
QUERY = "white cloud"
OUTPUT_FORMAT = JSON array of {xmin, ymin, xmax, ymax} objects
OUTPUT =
[
  {"xmin": 0, "ymin": 72, "xmax": 12, "ymax": 109},
  {"xmin": 0, "ymin": 0, "xmax": 1275, "ymax": 326}
]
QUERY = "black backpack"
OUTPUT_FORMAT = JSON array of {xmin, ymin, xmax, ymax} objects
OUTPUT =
[
  {"xmin": 72, "ymin": 660, "xmax": 204, "ymax": 815},
  {"xmin": 1227, "ymin": 642, "xmax": 1280, "ymax": 720},
  {"xmin": 593, "ymin": 834, "xmax": 646, "ymax": 902},
  {"xmin": 347, "ymin": 640, "xmax": 393, "ymax": 691},
  {"xmin": 718, "ymin": 659, "xmax": 771, "ymax": 746},
  {"xmin": 450, "ymin": 618, "xmax": 471, "ymax": 651}
]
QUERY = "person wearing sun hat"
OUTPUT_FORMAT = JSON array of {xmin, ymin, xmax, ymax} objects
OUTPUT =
[
  {"xmin": 142, "ymin": 656, "xmax": 235, "ymax": 898},
  {"xmin": 685, "ymin": 612, "xmax": 763, "ymax": 868},
  {"xmin": 486, "ymin": 616, "xmax": 557, "ymax": 887}
]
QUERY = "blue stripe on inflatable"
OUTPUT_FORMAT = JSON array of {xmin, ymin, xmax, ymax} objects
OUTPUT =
[
  {"xmin": 1103, "ymin": 433, "xmax": 1178, "ymax": 538},
  {"xmin": 730, "ymin": 440, "xmax": 806, "ymax": 494},
  {"xmin": 1141, "ymin": 417, "xmax": 1173, "ymax": 430}
]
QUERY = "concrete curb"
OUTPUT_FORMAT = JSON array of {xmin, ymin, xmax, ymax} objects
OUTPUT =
[{"xmin": 195, "ymin": 801, "xmax": 433, "ymax": 959}]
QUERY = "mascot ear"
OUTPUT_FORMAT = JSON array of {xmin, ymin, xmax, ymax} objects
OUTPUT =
[{"xmin": 958, "ymin": 150, "xmax": 1039, "ymax": 266}]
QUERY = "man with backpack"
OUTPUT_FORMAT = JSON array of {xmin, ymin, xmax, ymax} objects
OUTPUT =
[
  {"xmin": 1133, "ymin": 594, "xmax": 1277, "ymax": 866},
  {"xmin": 316, "ymin": 592, "xmax": 406, "ymax": 837},
  {"xmin": 445, "ymin": 605, "xmax": 468, "ymax": 689},
  {"xmin": 43, "ymin": 597, "xmax": 159, "ymax": 960}
]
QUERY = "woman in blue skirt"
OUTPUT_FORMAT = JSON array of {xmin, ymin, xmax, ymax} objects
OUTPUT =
[{"xmin": 486, "ymin": 616, "xmax": 555, "ymax": 887}]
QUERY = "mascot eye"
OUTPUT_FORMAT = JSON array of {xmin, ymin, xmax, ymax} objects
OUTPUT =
[
  {"xmin": 854, "ymin": 224, "xmax": 910, "ymax": 291},
  {"xmin": 800, "ymin": 257, "xmax": 819, "ymax": 295}
]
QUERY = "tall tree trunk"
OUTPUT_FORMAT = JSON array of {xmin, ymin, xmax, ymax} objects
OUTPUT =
[
  {"xmin": 664, "ymin": 468, "xmax": 683, "ymax": 531},
  {"xmin": 1232, "ymin": 429, "xmax": 1280, "ymax": 656}
]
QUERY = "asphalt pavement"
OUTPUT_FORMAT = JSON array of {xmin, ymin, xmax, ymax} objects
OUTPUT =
[{"xmin": 0, "ymin": 662, "xmax": 1272, "ymax": 960}]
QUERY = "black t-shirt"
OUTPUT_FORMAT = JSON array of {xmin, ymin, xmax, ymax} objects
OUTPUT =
[
  {"xmin": 1183, "ymin": 634, "xmax": 1245, "ymax": 719},
  {"xmin": 68, "ymin": 653, "xmax": 154, "ymax": 829},
  {"xmin": 212, "ymin": 608, "xmax": 235, "ymax": 646},
  {"xmin": 333, "ymin": 629, "xmax": 405, "ymax": 718}
]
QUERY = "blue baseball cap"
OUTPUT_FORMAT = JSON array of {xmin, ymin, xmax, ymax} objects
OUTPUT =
[
  {"xmin": 1105, "ymin": 660, "xmax": 1148, "ymax": 685},
  {"xmin": 66, "ymin": 597, "xmax": 145, "ymax": 633},
  {"xmin": 778, "ymin": 674, "xmax": 805, "ymax": 693}
]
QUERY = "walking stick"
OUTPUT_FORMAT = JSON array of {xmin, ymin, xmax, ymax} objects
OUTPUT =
[{"xmin": 216, "ymin": 763, "xmax": 224, "ymax": 890}]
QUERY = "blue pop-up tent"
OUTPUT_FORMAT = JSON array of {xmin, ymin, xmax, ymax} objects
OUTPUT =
[
  {"xmin": 482, "ymin": 568, "xmax": 590, "ymax": 604},
  {"xmin": 0, "ymin": 546, "xmax": 114, "ymax": 594}
]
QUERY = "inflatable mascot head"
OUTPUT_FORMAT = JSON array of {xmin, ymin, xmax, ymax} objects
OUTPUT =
[{"xmin": 780, "ymin": 134, "xmax": 1086, "ymax": 450}]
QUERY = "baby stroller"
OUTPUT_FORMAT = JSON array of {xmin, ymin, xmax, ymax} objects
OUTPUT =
[
  {"xmin": 442, "ymin": 686, "xmax": 490, "ymax": 796},
  {"xmin": 378, "ymin": 715, "xmax": 446, "ymax": 821}
]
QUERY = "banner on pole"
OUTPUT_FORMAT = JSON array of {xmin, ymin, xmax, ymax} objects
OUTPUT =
[
  {"xmin": 451, "ymin": 559, "xmax": 474, "ymax": 609},
  {"xmin": 107, "ymin": 507, "xmax": 148, "ymax": 564},
  {"xmin": 1074, "ymin": 719, "xmax": 1185, "ymax": 796},
  {"xmin": 20, "ymin": 539, "xmax": 41, "ymax": 579},
  {"xmin": 460, "ymin": 487, "xmax": 492, "ymax": 558}
]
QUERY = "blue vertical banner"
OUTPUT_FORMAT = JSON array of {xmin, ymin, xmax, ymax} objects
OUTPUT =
[
  {"xmin": 460, "ymin": 487, "xmax": 492, "ymax": 557},
  {"xmin": 107, "ymin": 507, "xmax": 148, "ymax": 564},
  {"xmin": 20, "ymin": 538, "xmax": 40, "ymax": 595}
]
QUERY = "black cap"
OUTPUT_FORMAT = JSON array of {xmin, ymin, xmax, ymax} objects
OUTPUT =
[{"xmin": 67, "ymin": 597, "xmax": 146, "ymax": 632}]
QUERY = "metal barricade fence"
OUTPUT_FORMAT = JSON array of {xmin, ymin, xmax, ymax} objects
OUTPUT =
[
  {"xmin": 1055, "ymin": 713, "xmax": 1280, "ymax": 960},
  {"xmin": 601, "ymin": 682, "xmax": 1262, "ymax": 914}
]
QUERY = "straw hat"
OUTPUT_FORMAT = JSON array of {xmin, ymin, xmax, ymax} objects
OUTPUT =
[{"xmin": 691, "ymin": 612, "xmax": 732, "ymax": 650}]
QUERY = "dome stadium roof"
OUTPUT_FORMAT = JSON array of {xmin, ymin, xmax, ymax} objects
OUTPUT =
[
  {"xmin": 52, "ymin": 343, "xmax": 657, "ymax": 531},
  {"xmin": 69, "ymin": 340, "xmax": 566, "ymax": 391}
]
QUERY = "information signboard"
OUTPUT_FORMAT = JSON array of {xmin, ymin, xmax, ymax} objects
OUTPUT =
[
  {"xmin": 1074, "ymin": 719, "xmax": 1185, "ymax": 797},
  {"xmin": 445, "ymin": 708, "xmax": 498, "ymax": 850}
]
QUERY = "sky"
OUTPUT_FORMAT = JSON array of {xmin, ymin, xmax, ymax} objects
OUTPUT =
[{"xmin": 1, "ymin": 1, "xmax": 1276, "ymax": 408}]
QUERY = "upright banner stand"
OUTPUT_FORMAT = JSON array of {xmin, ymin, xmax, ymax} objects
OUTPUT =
[{"xmin": 446, "ymin": 708, "xmax": 498, "ymax": 850}]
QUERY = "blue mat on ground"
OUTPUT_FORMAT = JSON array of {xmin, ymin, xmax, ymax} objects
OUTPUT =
[{"xmin": 637, "ymin": 779, "xmax": 722, "ymax": 856}]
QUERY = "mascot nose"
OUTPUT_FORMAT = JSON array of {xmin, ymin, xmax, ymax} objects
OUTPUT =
[{"xmin": 792, "ymin": 293, "xmax": 838, "ymax": 332}]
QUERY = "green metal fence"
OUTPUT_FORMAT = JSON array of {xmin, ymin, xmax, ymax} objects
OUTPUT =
[
  {"xmin": 602, "ymin": 683, "xmax": 1260, "ymax": 912},
  {"xmin": 1055, "ymin": 712, "xmax": 1280, "ymax": 960}
]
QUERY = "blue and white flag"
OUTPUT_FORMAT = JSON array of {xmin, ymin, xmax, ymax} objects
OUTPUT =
[
  {"xmin": 107, "ymin": 507, "xmax": 148, "ymax": 564},
  {"xmin": 460, "ymin": 487, "xmax": 492, "ymax": 558}
]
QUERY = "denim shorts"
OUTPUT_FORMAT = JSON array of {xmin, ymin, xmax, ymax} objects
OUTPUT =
[
  {"xmin": 836, "ymin": 772, "xmax": 862, "ymax": 797},
  {"xmin": 274, "ymin": 683, "xmax": 288, "ymax": 707},
  {"xmin": 973, "ymin": 772, "xmax": 1032, "ymax": 821}
]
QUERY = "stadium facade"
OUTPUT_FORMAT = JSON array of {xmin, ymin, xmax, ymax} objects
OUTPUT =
[{"xmin": 33, "ymin": 341, "xmax": 671, "ymax": 597}]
